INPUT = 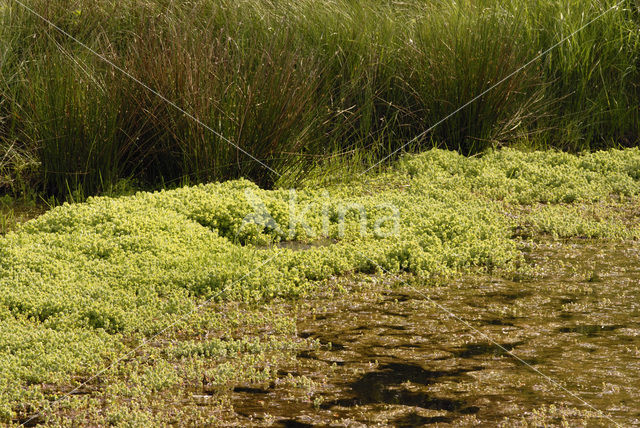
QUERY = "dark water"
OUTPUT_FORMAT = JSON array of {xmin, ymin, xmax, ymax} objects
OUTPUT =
[{"xmin": 230, "ymin": 241, "xmax": 640, "ymax": 426}]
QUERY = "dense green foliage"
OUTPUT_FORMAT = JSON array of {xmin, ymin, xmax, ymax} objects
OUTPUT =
[
  {"xmin": 1, "ymin": 0, "xmax": 639, "ymax": 195},
  {"xmin": 0, "ymin": 147, "xmax": 639, "ymax": 422}
]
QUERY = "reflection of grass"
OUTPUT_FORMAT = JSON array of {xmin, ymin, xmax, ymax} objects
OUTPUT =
[{"xmin": 1, "ymin": 148, "xmax": 639, "ymax": 424}]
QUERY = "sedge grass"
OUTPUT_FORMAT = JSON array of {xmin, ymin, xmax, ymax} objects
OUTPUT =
[{"xmin": 0, "ymin": 0, "xmax": 638, "ymax": 196}]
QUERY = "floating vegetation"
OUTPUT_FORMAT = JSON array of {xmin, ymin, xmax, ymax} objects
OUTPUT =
[{"xmin": 0, "ymin": 148, "xmax": 639, "ymax": 423}]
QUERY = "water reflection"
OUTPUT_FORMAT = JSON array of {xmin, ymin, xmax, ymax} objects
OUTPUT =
[{"xmin": 230, "ymin": 241, "xmax": 640, "ymax": 426}]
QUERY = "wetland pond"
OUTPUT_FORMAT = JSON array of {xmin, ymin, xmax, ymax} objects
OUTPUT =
[{"xmin": 227, "ymin": 240, "xmax": 640, "ymax": 426}]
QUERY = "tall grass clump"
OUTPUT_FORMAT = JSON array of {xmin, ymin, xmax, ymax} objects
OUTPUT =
[{"xmin": 0, "ymin": 0, "xmax": 639, "ymax": 196}]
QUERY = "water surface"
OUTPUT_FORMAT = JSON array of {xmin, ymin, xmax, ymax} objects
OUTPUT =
[{"xmin": 229, "ymin": 241, "xmax": 640, "ymax": 426}]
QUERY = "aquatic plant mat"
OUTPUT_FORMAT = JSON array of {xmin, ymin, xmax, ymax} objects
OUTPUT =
[{"xmin": 2, "ymin": 148, "xmax": 640, "ymax": 425}]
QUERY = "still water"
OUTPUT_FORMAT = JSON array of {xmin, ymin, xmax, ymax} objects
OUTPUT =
[{"xmin": 230, "ymin": 241, "xmax": 640, "ymax": 426}]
